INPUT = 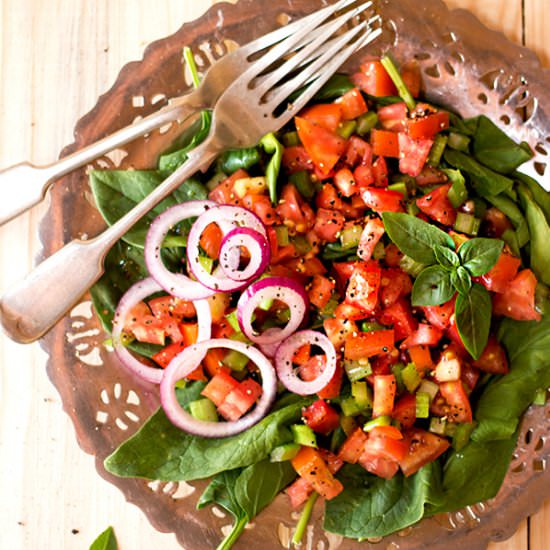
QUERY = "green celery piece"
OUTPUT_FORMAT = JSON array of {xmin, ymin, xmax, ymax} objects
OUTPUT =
[
  {"xmin": 351, "ymin": 380, "xmax": 372, "ymax": 409},
  {"xmin": 380, "ymin": 55, "xmax": 415, "ymax": 110},
  {"xmin": 356, "ymin": 111, "xmax": 378, "ymax": 136},
  {"xmin": 291, "ymin": 424, "xmax": 317, "ymax": 448},
  {"xmin": 292, "ymin": 493, "xmax": 319, "ymax": 545},
  {"xmin": 363, "ymin": 415, "xmax": 391, "ymax": 432},
  {"xmin": 402, "ymin": 363, "xmax": 421, "ymax": 392},
  {"xmin": 447, "ymin": 131, "xmax": 470, "ymax": 152},
  {"xmin": 189, "ymin": 398, "xmax": 219, "ymax": 422},
  {"xmin": 340, "ymin": 395, "xmax": 365, "ymax": 417},
  {"xmin": 415, "ymin": 392, "xmax": 430, "ymax": 418},
  {"xmin": 427, "ymin": 134, "xmax": 448, "ymax": 166},
  {"xmin": 270, "ymin": 442, "xmax": 301, "ymax": 462}
]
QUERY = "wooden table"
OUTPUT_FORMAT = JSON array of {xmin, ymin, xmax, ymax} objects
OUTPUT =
[{"xmin": 0, "ymin": 1, "xmax": 547, "ymax": 548}]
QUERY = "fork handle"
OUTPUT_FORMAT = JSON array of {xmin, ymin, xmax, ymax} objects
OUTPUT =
[
  {"xmin": 0, "ymin": 136, "xmax": 221, "ymax": 344},
  {"xmin": 0, "ymin": 89, "xmax": 204, "ymax": 226}
]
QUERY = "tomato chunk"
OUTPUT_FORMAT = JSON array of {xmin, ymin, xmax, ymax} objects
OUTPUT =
[
  {"xmin": 377, "ymin": 102, "xmax": 407, "ymax": 132},
  {"xmin": 406, "ymin": 111, "xmax": 449, "ymax": 140},
  {"xmin": 379, "ymin": 268, "xmax": 413, "ymax": 307},
  {"xmin": 398, "ymin": 133, "xmax": 434, "ymax": 177},
  {"xmin": 201, "ymin": 371, "xmax": 240, "ymax": 407},
  {"xmin": 308, "ymin": 275, "xmax": 335, "ymax": 310},
  {"xmin": 400, "ymin": 323, "xmax": 444, "ymax": 349},
  {"xmin": 399, "ymin": 428, "xmax": 450, "ymax": 477},
  {"xmin": 345, "ymin": 330, "xmax": 395, "ymax": 361},
  {"xmin": 372, "ymin": 374, "xmax": 397, "ymax": 417},
  {"xmin": 217, "ymin": 378, "xmax": 263, "ymax": 421},
  {"xmin": 358, "ymin": 453, "xmax": 400, "ymax": 479},
  {"xmin": 421, "ymin": 296, "xmax": 456, "ymax": 330},
  {"xmin": 352, "ymin": 60, "xmax": 397, "ymax": 97},
  {"xmin": 313, "ymin": 208, "xmax": 346, "ymax": 242},
  {"xmin": 345, "ymin": 261, "xmax": 382, "ymax": 313},
  {"xmin": 378, "ymin": 297, "xmax": 418, "ymax": 341},
  {"xmin": 479, "ymin": 251, "xmax": 521, "ymax": 294},
  {"xmin": 361, "ymin": 187, "xmax": 404, "ymax": 214},
  {"xmin": 336, "ymin": 87, "xmax": 368, "ymax": 120},
  {"xmin": 371, "ymin": 129, "xmax": 400, "ymax": 158},
  {"xmin": 333, "ymin": 167, "xmax": 358, "ymax": 198},
  {"xmin": 302, "ymin": 400, "xmax": 340, "ymax": 435},
  {"xmin": 301, "ymin": 103, "xmax": 343, "ymax": 132},
  {"xmin": 362, "ymin": 423, "xmax": 406, "ymax": 461},
  {"xmin": 416, "ymin": 183, "xmax": 457, "ymax": 226},
  {"xmin": 493, "ymin": 269, "xmax": 541, "ymax": 321},
  {"xmin": 438, "ymin": 380, "xmax": 473, "ymax": 423},
  {"xmin": 338, "ymin": 427, "xmax": 369, "ymax": 464},
  {"xmin": 392, "ymin": 393, "xmax": 417, "ymax": 429},
  {"xmin": 357, "ymin": 217, "xmax": 385, "ymax": 262},
  {"xmin": 472, "ymin": 336, "xmax": 509, "ymax": 374},
  {"xmin": 408, "ymin": 345, "xmax": 433, "ymax": 372}
]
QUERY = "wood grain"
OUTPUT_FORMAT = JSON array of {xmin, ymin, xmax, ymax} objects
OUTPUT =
[{"xmin": 0, "ymin": 1, "xmax": 545, "ymax": 549}]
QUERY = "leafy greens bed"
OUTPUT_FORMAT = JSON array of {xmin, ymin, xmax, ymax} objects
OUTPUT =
[{"xmin": 89, "ymin": 53, "xmax": 550, "ymax": 549}]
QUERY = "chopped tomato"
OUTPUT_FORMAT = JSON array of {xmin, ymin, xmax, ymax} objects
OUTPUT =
[
  {"xmin": 201, "ymin": 371, "xmax": 240, "ymax": 407},
  {"xmin": 332, "ymin": 261, "xmax": 358, "ymax": 289},
  {"xmin": 434, "ymin": 349, "xmax": 462, "ymax": 382},
  {"xmin": 406, "ymin": 111, "xmax": 449, "ymax": 140},
  {"xmin": 357, "ymin": 217, "xmax": 385, "ymax": 262},
  {"xmin": 337, "ymin": 87, "xmax": 368, "ymax": 120},
  {"xmin": 344, "ymin": 135, "xmax": 372, "ymax": 167},
  {"xmin": 400, "ymin": 323, "xmax": 444, "ymax": 349},
  {"xmin": 338, "ymin": 427, "xmax": 369, "ymax": 463},
  {"xmin": 316, "ymin": 182, "xmax": 344, "ymax": 211},
  {"xmin": 392, "ymin": 393, "xmax": 417, "ymax": 429},
  {"xmin": 421, "ymin": 296, "xmax": 456, "ymax": 330},
  {"xmin": 345, "ymin": 330, "xmax": 395, "ymax": 360},
  {"xmin": 334, "ymin": 302, "xmax": 371, "ymax": 321},
  {"xmin": 291, "ymin": 446, "xmax": 344, "ymax": 500},
  {"xmin": 372, "ymin": 156, "xmax": 389, "ymax": 187},
  {"xmin": 202, "ymin": 348, "xmax": 228, "ymax": 377},
  {"xmin": 323, "ymin": 317, "xmax": 358, "ymax": 350},
  {"xmin": 408, "ymin": 345, "xmax": 433, "ymax": 372},
  {"xmin": 379, "ymin": 268, "xmax": 413, "ymax": 307},
  {"xmin": 363, "ymin": 423, "xmax": 406, "ymax": 461},
  {"xmin": 398, "ymin": 132, "xmax": 434, "ymax": 177},
  {"xmin": 352, "ymin": 60, "xmax": 397, "ymax": 97},
  {"xmin": 333, "ymin": 167, "xmax": 358, "ymax": 197},
  {"xmin": 358, "ymin": 452, "xmax": 400, "ymax": 479},
  {"xmin": 208, "ymin": 169, "xmax": 248, "ymax": 205},
  {"xmin": 361, "ymin": 187, "xmax": 404, "ymax": 213},
  {"xmin": 438, "ymin": 380, "xmax": 473, "ymax": 423},
  {"xmin": 282, "ymin": 145, "xmax": 314, "ymax": 174},
  {"xmin": 295, "ymin": 116, "xmax": 347, "ymax": 175},
  {"xmin": 415, "ymin": 165, "xmax": 449, "ymax": 186},
  {"xmin": 217, "ymin": 378, "xmax": 262, "ymax": 421},
  {"xmin": 483, "ymin": 206, "xmax": 513, "ymax": 238},
  {"xmin": 199, "ymin": 222, "xmax": 223, "ymax": 259},
  {"xmin": 308, "ymin": 275, "xmax": 335, "ymax": 309},
  {"xmin": 377, "ymin": 297, "xmax": 418, "ymax": 341},
  {"xmin": 152, "ymin": 341, "xmax": 185, "ymax": 369},
  {"xmin": 242, "ymin": 193, "xmax": 278, "ymax": 226},
  {"xmin": 461, "ymin": 363, "xmax": 481, "ymax": 392},
  {"xmin": 370, "ymin": 425, "xmax": 403, "ymax": 440},
  {"xmin": 377, "ymin": 102, "xmax": 408, "ymax": 132},
  {"xmin": 318, "ymin": 362, "xmax": 344, "ymax": 400},
  {"xmin": 370, "ymin": 129, "xmax": 400, "ymax": 158},
  {"xmin": 472, "ymin": 336, "xmax": 509, "ymax": 374},
  {"xmin": 372, "ymin": 374, "xmax": 397, "ymax": 417},
  {"xmin": 285, "ymin": 257, "xmax": 326, "ymax": 277},
  {"xmin": 276, "ymin": 184, "xmax": 315, "ymax": 233},
  {"xmin": 292, "ymin": 343, "xmax": 311, "ymax": 366},
  {"xmin": 302, "ymin": 400, "xmax": 340, "ymax": 434},
  {"xmin": 299, "ymin": 355, "xmax": 344, "ymax": 400},
  {"xmin": 286, "ymin": 477, "xmax": 313, "ymax": 509},
  {"xmin": 493, "ymin": 269, "xmax": 541, "ymax": 321},
  {"xmin": 313, "ymin": 208, "xmax": 346, "ymax": 242},
  {"xmin": 301, "ymin": 103, "xmax": 343, "ymax": 132},
  {"xmin": 416, "ymin": 183, "xmax": 457, "ymax": 226},
  {"xmin": 126, "ymin": 303, "xmax": 166, "ymax": 346},
  {"xmin": 478, "ymin": 251, "xmax": 521, "ymax": 294},
  {"xmin": 345, "ymin": 261, "xmax": 382, "ymax": 313},
  {"xmin": 384, "ymin": 243, "xmax": 404, "ymax": 267},
  {"xmin": 399, "ymin": 428, "xmax": 450, "ymax": 477},
  {"xmin": 211, "ymin": 319, "xmax": 235, "ymax": 339}
]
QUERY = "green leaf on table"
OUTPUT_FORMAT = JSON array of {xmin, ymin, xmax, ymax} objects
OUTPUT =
[
  {"xmin": 455, "ymin": 283, "xmax": 492, "ymax": 359},
  {"xmin": 381, "ymin": 212, "xmax": 455, "ymax": 265},
  {"xmin": 472, "ymin": 314, "xmax": 550, "ymax": 442},
  {"xmin": 472, "ymin": 115, "xmax": 533, "ymax": 174},
  {"xmin": 324, "ymin": 463, "xmax": 442, "ymax": 539},
  {"xmin": 411, "ymin": 265, "xmax": 455, "ymax": 306},
  {"xmin": 89, "ymin": 526, "xmax": 118, "ymax": 550},
  {"xmin": 105, "ymin": 391, "xmax": 311, "ymax": 481},
  {"xmin": 458, "ymin": 237, "xmax": 504, "ymax": 276},
  {"xmin": 450, "ymin": 266, "xmax": 472, "ymax": 296},
  {"xmin": 433, "ymin": 244, "xmax": 460, "ymax": 270},
  {"xmin": 444, "ymin": 149, "xmax": 514, "ymax": 197}
]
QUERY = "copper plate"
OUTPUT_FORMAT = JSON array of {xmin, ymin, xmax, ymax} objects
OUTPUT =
[{"xmin": 39, "ymin": 0, "xmax": 550, "ymax": 548}]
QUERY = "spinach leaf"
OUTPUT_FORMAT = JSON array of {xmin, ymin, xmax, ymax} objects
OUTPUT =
[
  {"xmin": 472, "ymin": 115, "xmax": 533, "ymax": 173},
  {"xmin": 458, "ymin": 238, "xmax": 504, "ymax": 276},
  {"xmin": 381, "ymin": 212, "xmax": 454, "ymax": 265},
  {"xmin": 450, "ymin": 266, "xmax": 472, "ymax": 296},
  {"xmin": 455, "ymin": 283, "xmax": 491, "ymax": 359},
  {"xmin": 260, "ymin": 133, "xmax": 283, "ymax": 205},
  {"xmin": 428, "ymin": 435, "xmax": 518, "ymax": 514},
  {"xmin": 321, "ymin": 242, "xmax": 358, "ymax": 261},
  {"xmin": 324, "ymin": 463, "xmax": 442, "ymax": 539},
  {"xmin": 89, "ymin": 526, "xmax": 118, "ymax": 550},
  {"xmin": 517, "ymin": 183, "xmax": 550, "ymax": 286},
  {"xmin": 433, "ymin": 244, "xmax": 459, "ymax": 270},
  {"xmin": 198, "ymin": 460, "xmax": 296, "ymax": 550},
  {"xmin": 472, "ymin": 314, "xmax": 550, "ymax": 442},
  {"xmin": 448, "ymin": 112, "xmax": 479, "ymax": 136},
  {"xmin": 444, "ymin": 149, "xmax": 514, "ymax": 197},
  {"xmin": 218, "ymin": 147, "xmax": 261, "ymax": 174},
  {"xmin": 310, "ymin": 73, "xmax": 354, "ymax": 100},
  {"xmin": 104, "ymin": 395, "xmax": 310, "ymax": 481},
  {"xmin": 514, "ymin": 170, "xmax": 550, "ymax": 225},
  {"xmin": 411, "ymin": 266, "xmax": 455, "ymax": 306},
  {"xmin": 484, "ymin": 193, "xmax": 530, "ymax": 247}
]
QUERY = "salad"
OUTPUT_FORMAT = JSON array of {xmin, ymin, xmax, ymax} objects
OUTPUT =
[{"xmin": 89, "ymin": 49, "xmax": 550, "ymax": 549}]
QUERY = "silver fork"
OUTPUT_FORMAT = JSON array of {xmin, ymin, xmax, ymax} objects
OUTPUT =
[
  {"xmin": 0, "ymin": 8, "xmax": 382, "ymax": 344},
  {"xmin": 0, "ymin": 0, "xmax": 368, "ymax": 226}
]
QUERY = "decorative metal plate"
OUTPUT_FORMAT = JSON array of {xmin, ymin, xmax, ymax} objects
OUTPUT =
[{"xmin": 39, "ymin": 1, "xmax": 550, "ymax": 548}]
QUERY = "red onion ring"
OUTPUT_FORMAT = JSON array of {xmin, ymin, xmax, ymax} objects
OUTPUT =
[
  {"xmin": 144, "ymin": 200, "xmax": 218, "ymax": 300},
  {"xmin": 160, "ymin": 338, "xmax": 277, "ymax": 437},
  {"xmin": 236, "ymin": 276, "xmax": 309, "ymax": 345},
  {"xmin": 186, "ymin": 205, "xmax": 267, "ymax": 292},
  {"xmin": 219, "ymin": 227, "xmax": 270, "ymax": 282},
  {"xmin": 112, "ymin": 277, "xmax": 211, "ymax": 384},
  {"xmin": 274, "ymin": 330, "xmax": 337, "ymax": 395}
]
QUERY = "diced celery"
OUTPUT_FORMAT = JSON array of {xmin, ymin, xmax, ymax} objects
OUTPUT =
[
  {"xmin": 321, "ymin": 294, "xmax": 340, "ymax": 316},
  {"xmin": 270, "ymin": 442, "xmax": 301, "ymax": 462},
  {"xmin": 282, "ymin": 130, "xmax": 300, "ymax": 147},
  {"xmin": 338, "ymin": 120, "xmax": 357, "ymax": 139},
  {"xmin": 233, "ymin": 176, "xmax": 267, "ymax": 198},
  {"xmin": 356, "ymin": 111, "xmax": 378, "ymax": 136},
  {"xmin": 222, "ymin": 349, "xmax": 249, "ymax": 371},
  {"xmin": 291, "ymin": 424, "xmax": 317, "ymax": 448},
  {"xmin": 258, "ymin": 296, "xmax": 274, "ymax": 311},
  {"xmin": 372, "ymin": 241, "xmax": 386, "ymax": 260},
  {"xmin": 501, "ymin": 228, "xmax": 521, "ymax": 257},
  {"xmin": 446, "ymin": 171, "xmax": 468, "ymax": 208},
  {"xmin": 229, "ymin": 331, "xmax": 250, "ymax": 343},
  {"xmin": 418, "ymin": 379, "xmax": 439, "ymax": 401},
  {"xmin": 447, "ymin": 131, "xmax": 470, "ymax": 152},
  {"xmin": 352, "ymin": 381, "xmax": 373, "ymax": 409},
  {"xmin": 415, "ymin": 392, "xmax": 430, "ymax": 418},
  {"xmin": 292, "ymin": 235, "xmax": 312, "ymax": 256},
  {"xmin": 363, "ymin": 415, "xmax": 391, "ymax": 432},
  {"xmin": 340, "ymin": 396, "xmax": 365, "ymax": 417},
  {"xmin": 402, "ymin": 362, "xmax": 421, "ymax": 392},
  {"xmin": 189, "ymin": 398, "xmax": 218, "ymax": 422},
  {"xmin": 198, "ymin": 255, "xmax": 214, "ymax": 274},
  {"xmin": 388, "ymin": 182, "xmax": 408, "ymax": 198},
  {"xmin": 340, "ymin": 414, "xmax": 358, "ymax": 436},
  {"xmin": 344, "ymin": 359, "xmax": 372, "ymax": 382},
  {"xmin": 380, "ymin": 55, "xmax": 416, "ymax": 110},
  {"xmin": 429, "ymin": 417, "xmax": 447, "ymax": 435},
  {"xmin": 360, "ymin": 321, "xmax": 385, "ymax": 332},
  {"xmin": 340, "ymin": 224, "xmax": 363, "ymax": 249},
  {"xmin": 226, "ymin": 310, "xmax": 240, "ymax": 332},
  {"xmin": 391, "ymin": 363, "xmax": 405, "ymax": 394},
  {"xmin": 452, "ymin": 422, "xmax": 475, "ymax": 451},
  {"xmin": 274, "ymin": 225, "xmax": 289, "ymax": 246},
  {"xmin": 427, "ymin": 134, "xmax": 448, "ymax": 166},
  {"xmin": 533, "ymin": 388, "xmax": 548, "ymax": 406},
  {"xmin": 400, "ymin": 255, "xmax": 426, "ymax": 277},
  {"xmin": 453, "ymin": 212, "xmax": 481, "ymax": 236},
  {"xmin": 289, "ymin": 170, "xmax": 314, "ymax": 200}
]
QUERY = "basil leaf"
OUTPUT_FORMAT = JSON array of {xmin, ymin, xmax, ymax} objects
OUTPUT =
[
  {"xmin": 455, "ymin": 284, "xmax": 491, "ymax": 359},
  {"xmin": 411, "ymin": 266, "xmax": 455, "ymax": 306},
  {"xmin": 472, "ymin": 314, "xmax": 550, "ymax": 442},
  {"xmin": 324, "ymin": 463, "xmax": 443, "ymax": 539},
  {"xmin": 89, "ymin": 526, "xmax": 118, "ymax": 550},
  {"xmin": 381, "ymin": 212, "xmax": 455, "ymax": 265},
  {"xmin": 433, "ymin": 244, "xmax": 459, "ymax": 270},
  {"xmin": 450, "ymin": 265, "xmax": 472, "ymax": 296},
  {"xmin": 514, "ymin": 170, "xmax": 550, "ymax": 225},
  {"xmin": 458, "ymin": 238, "xmax": 504, "ymax": 276},
  {"xmin": 472, "ymin": 115, "xmax": 533, "ymax": 174},
  {"xmin": 218, "ymin": 147, "xmax": 261, "ymax": 174},
  {"xmin": 444, "ymin": 149, "xmax": 514, "ymax": 197},
  {"xmin": 260, "ymin": 133, "xmax": 283, "ymax": 205}
]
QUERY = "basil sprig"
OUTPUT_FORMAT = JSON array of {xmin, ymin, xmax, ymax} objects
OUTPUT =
[{"xmin": 382, "ymin": 212, "xmax": 504, "ymax": 359}]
